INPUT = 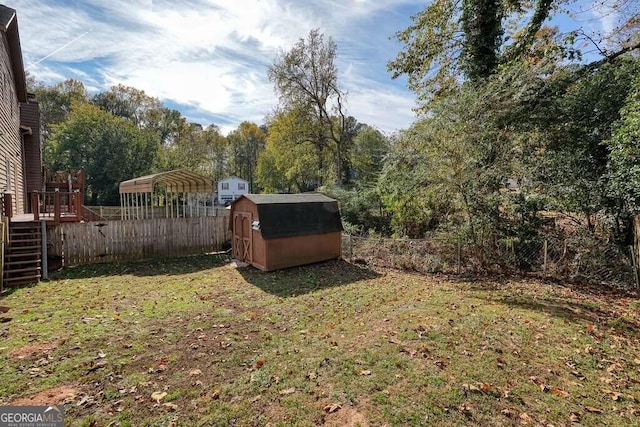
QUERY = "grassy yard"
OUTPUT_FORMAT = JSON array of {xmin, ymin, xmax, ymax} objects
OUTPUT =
[{"xmin": 0, "ymin": 255, "xmax": 639, "ymax": 426}]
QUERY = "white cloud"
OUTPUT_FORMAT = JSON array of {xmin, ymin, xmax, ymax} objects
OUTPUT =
[{"xmin": 17, "ymin": 0, "xmax": 423, "ymax": 133}]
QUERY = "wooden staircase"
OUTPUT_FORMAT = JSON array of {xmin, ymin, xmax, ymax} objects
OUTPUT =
[{"xmin": 3, "ymin": 222, "xmax": 42, "ymax": 286}]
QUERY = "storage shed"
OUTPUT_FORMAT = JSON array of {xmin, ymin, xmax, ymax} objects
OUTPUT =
[{"xmin": 230, "ymin": 194, "xmax": 342, "ymax": 271}]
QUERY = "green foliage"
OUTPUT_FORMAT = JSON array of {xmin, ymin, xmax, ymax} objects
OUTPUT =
[
  {"xmin": 604, "ymin": 73, "xmax": 640, "ymax": 243},
  {"xmin": 48, "ymin": 102, "xmax": 158, "ymax": 205},
  {"xmin": 256, "ymin": 110, "xmax": 321, "ymax": 193},
  {"xmin": 350, "ymin": 126, "xmax": 390, "ymax": 184},
  {"xmin": 29, "ymin": 79, "xmax": 88, "ymax": 164},
  {"xmin": 160, "ymin": 123, "xmax": 230, "ymax": 182},
  {"xmin": 91, "ymin": 84, "xmax": 163, "ymax": 127},
  {"xmin": 388, "ymin": 0, "xmax": 638, "ymax": 107},
  {"xmin": 227, "ymin": 121, "xmax": 266, "ymax": 192},
  {"xmin": 522, "ymin": 59, "xmax": 640, "ymax": 234},
  {"xmin": 320, "ymin": 183, "xmax": 390, "ymax": 235},
  {"xmin": 606, "ymin": 72, "xmax": 640, "ymax": 213},
  {"xmin": 460, "ymin": 0, "xmax": 503, "ymax": 80}
]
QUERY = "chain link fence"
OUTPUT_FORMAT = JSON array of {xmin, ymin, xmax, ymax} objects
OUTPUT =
[{"xmin": 342, "ymin": 231, "xmax": 639, "ymax": 291}]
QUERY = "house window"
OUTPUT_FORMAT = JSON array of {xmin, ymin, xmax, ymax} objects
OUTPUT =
[
  {"xmin": 221, "ymin": 183, "xmax": 229, "ymax": 190},
  {"xmin": 238, "ymin": 183, "xmax": 246, "ymax": 190}
]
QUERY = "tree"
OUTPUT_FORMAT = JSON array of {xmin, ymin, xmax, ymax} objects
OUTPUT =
[
  {"xmin": 161, "ymin": 123, "xmax": 230, "ymax": 182},
  {"xmin": 604, "ymin": 71, "xmax": 640, "ymax": 243},
  {"xmin": 227, "ymin": 121, "xmax": 266, "ymax": 192},
  {"xmin": 91, "ymin": 84, "xmax": 164, "ymax": 128},
  {"xmin": 350, "ymin": 126, "xmax": 390, "ymax": 185},
  {"xmin": 256, "ymin": 110, "xmax": 322, "ymax": 193},
  {"xmin": 48, "ymin": 102, "xmax": 158, "ymax": 205},
  {"xmin": 389, "ymin": 0, "xmax": 639, "ymax": 106},
  {"xmin": 268, "ymin": 29, "xmax": 349, "ymax": 185},
  {"xmin": 29, "ymin": 79, "xmax": 88, "ymax": 165}
]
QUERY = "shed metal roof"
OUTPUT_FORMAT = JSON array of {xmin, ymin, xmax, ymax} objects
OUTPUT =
[
  {"xmin": 119, "ymin": 169, "xmax": 215, "ymax": 194},
  {"xmin": 241, "ymin": 193, "xmax": 336, "ymax": 205},
  {"xmin": 232, "ymin": 193, "xmax": 342, "ymax": 239}
]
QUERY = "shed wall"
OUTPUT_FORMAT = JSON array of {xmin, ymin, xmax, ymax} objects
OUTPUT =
[{"xmin": 263, "ymin": 231, "xmax": 341, "ymax": 271}]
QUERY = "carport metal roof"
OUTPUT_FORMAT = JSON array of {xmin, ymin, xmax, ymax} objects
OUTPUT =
[{"xmin": 119, "ymin": 169, "xmax": 214, "ymax": 194}]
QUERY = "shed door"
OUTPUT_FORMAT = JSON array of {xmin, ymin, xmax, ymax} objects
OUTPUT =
[{"xmin": 233, "ymin": 212, "xmax": 252, "ymax": 263}]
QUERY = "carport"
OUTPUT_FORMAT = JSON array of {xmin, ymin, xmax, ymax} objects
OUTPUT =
[{"xmin": 119, "ymin": 169, "xmax": 215, "ymax": 220}]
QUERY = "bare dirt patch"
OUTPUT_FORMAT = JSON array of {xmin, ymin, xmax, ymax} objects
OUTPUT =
[
  {"xmin": 8, "ymin": 343, "xmax": 57, "ymax": 359},
  {"xmin": 323, "ymin": 403, "xmax": 370, "ymax": 427},
  {"xmin": 10, "ymin": 385, "xmax": 79, "ymax": 406}
]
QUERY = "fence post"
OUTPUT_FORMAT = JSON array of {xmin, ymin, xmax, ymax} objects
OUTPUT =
[
  {"xmin": 41, "ymin": 220, "xmax": 48, "ymax": 280},
  {"xmin": 630, "ymin": 245, "xmax": 639, "ymax": 289},
  {"xmin": 543, "ymin": 240, "xmax": 548, "ymax": 275},
  {"xmin": 4, "ymin": 193, "xmax": 12, "ymax": 220},
  {"xmin": 54, "ymin": 191, "xmax": 61, "ymax": 223},
  {"xmin": 31, "ymin": 192, "xmax": 40, "ymax": 220},
  {"xmin": 457, "ymin": 238, "xmax": 461, "ymax": 274}
]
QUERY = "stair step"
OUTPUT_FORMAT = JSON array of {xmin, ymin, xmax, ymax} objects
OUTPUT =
[
  {"xmin": 9, "ymin": 239, "xmax": 42, "ymax": 244},
  {"xmin": 4, "ymin": 259, "xmax": 41, "ymax": 266},
  {"xmin": 4, "ymin": 266, "xmax": 42, "ymax": 274},
  {"xmin": 2, "ymin": 275, "xmax": 41, "ymax": 285},
  {"xmin": 6, "ymin": 252, "xmax": 41, "ymax": 258},
  {"xmin": 7, "ymin": 245, "xmax": 41, "ymax": 251}
]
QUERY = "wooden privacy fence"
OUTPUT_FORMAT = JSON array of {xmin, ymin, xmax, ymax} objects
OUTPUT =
[{"xmin": 48, "ymin": 216, "xmax": 231, "ymax": 266}]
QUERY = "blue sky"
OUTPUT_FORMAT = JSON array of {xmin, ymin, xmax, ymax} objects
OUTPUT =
[{"xmin": 13, "ymin": 0, "xmax": 624, "ymax": 135}]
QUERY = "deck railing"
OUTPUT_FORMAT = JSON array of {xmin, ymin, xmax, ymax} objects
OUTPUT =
[{"xmin": 31, "ymin": 191, "xmax": 83, "ymax": 223}]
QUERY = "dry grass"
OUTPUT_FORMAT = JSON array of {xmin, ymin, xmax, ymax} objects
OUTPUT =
[{"xmin": 0, "ymin": 255, "xmax": 639, "ymax": 426}]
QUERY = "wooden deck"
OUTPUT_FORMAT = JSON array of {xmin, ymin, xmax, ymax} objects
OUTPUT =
[{"xmin": 10, "ymin": 213, "xmax": 80, "ymax": 223}]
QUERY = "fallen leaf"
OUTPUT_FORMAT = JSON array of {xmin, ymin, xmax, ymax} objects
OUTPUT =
[
  {"xmin": 151, "ymin": 391, "xmax": 167, "ymax": 403},
  {"xmin": 324, "ymin": 403, "xmax": 341, "ymax": 413},
  {"xmin": 584, "ymin": 406, "xmax": 603, "ymax": 414},
  {"xmin": 163, "ymin": 402, "xmax": 178, "ymax": 411},
  {"xmin": 551, "ymin": 387, "xmax": 569, "ymax": 398},
  {"xmin": 188, "ymin": 369, "xmax": 202, "ymax": 376},
  {"xmin": 256, "ymin": 359, "xmax": 265, "ymax": 369},
  {"xmin": 358, "ymin": 370, "xmax": 371, "ymax": 376},
  {"xmin": 519, "ymin": 412, "xmax": 532, "ymax": 424},
  {"xmin": 306, "ymin": 371, "xmax": 317, "ymax": 380},
  {"xmin": 501, "ymin": 408, "xmax": 516, "ymax": 417},
  {"xmin": 479, "ymin": 383, "xmax": 491, "ymax": 394},
  {"xmin": 279, "ymin": 387, "xmax": 296, "ymax": 396},
  {"xmin": 211, "ymin": 390, "xmax": 220, "ymax": 400},
  {"xmin": 569, "ymin": 412, "xmax": 581, "ymax": 423},
  {"xmin": 458, "ymin": 402, "xmax": 473, "ymax": 418}
]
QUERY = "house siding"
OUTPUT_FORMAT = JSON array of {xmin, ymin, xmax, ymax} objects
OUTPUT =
[
  {"xmin": 217, "ymin": 176, "xmax": 249, "ymax": 205},
  {"xmin": 20, "ymin": 95, "xmax": 42, "ymax": 197},
  {"xmin": 0, "ymin": 30, "xmax": 24, "ymax": 215}
]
